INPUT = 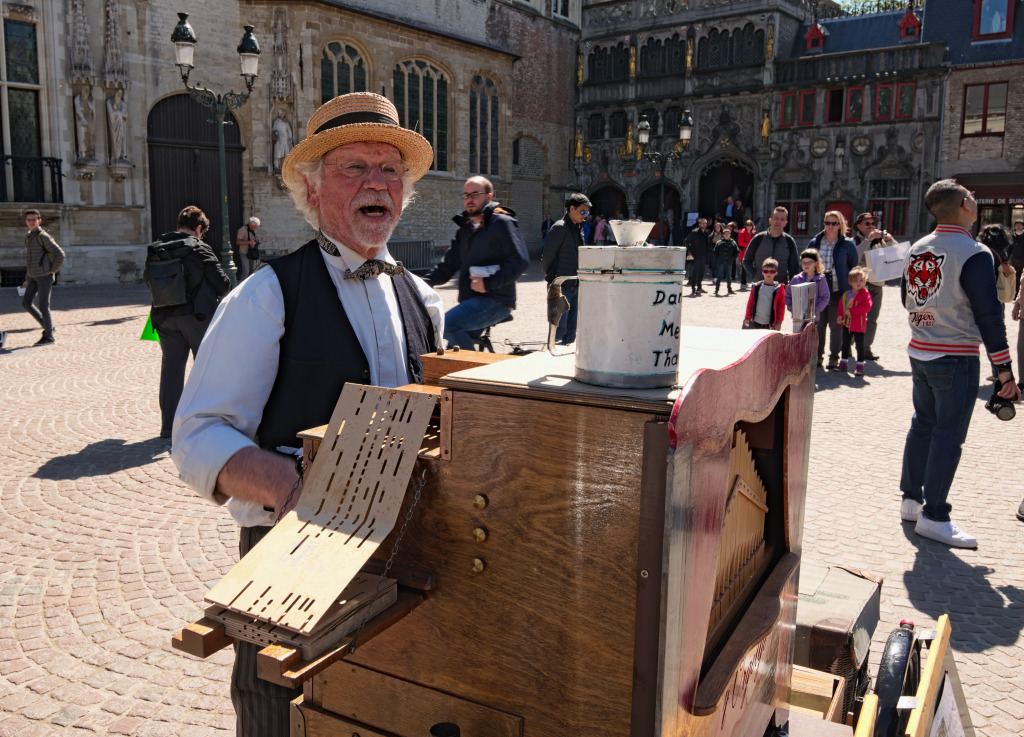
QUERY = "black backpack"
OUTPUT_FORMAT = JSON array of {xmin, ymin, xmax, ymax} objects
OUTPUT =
[{"xmin": 144, "ymin": 242, "xmax": 189, "ymax": 308}]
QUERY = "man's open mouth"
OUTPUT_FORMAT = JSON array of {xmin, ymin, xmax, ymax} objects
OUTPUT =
[{"xmin": 359, "ymin": 205, "xmax": 388, "ymax": 217}]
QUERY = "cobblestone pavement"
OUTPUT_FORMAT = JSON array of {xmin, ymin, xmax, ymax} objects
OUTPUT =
[{"xmin": 1, "ymin": 261, "xmax": 1022, "ymax": 736}]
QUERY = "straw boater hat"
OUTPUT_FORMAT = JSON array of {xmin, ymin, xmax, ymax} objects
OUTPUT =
[{"xmin": 281, "ymin": 92, "xmax": 433, "ymax": 190}]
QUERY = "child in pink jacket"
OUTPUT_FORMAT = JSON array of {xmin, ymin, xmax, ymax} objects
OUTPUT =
[{"xmin": 837, "ymin": 266, "xmax": 873, "ymax": 376}]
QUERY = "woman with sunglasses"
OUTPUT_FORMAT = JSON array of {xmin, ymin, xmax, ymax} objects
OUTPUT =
[{"xmin": 805, "ymin": 211, "xmax": 859, "ymax": 369}]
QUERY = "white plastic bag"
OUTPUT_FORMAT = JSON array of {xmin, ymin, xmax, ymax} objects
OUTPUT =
[{"xmin": 865, "ymin": 241, "xmax": 910, "ymax": 284}]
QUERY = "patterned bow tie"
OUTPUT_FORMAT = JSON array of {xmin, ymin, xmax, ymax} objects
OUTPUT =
[{"xmin": 343, "ymin": 259, "xmax": 405, "ymax": 281}]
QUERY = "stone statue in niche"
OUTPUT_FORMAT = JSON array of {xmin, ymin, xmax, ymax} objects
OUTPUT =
[
  {"xmin": 107, "ymin": 89, "xmax": 128, "ymax": 162},
  {"xmin": 629, "ymin": 45, "xmax": 636, "ymax": 77},
  {"xmin": 574, "ymin": 126, "xmax": 583, "ymax": 159},
  {"xmin": 687, "ymin": 38, "xmax": 694, "ymax": 70},
  {"xmin": 74, "ymin": 91, "xmax": 96, "ymax": 160},
  {"xmin": 577, "ymin": 53, "xmax": 583, "ymax": 85},
  {"xmin": 272, "ymin": 109, "xmax": 294, "ymax": 172},
  {"xmin": 766, "ymin": 25, "xmax": 774, "ymax": 59},
  {"xmin": 761, "ymin": 110, "xmax": 770, "ymax": 145}
]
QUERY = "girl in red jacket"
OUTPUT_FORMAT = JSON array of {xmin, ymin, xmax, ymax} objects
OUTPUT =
[{"xmin": 837, "ymin": 266, "xmax": 873, "ymax": 376}]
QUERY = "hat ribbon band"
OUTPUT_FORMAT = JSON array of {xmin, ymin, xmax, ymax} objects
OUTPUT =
[{"xmin": 314, "ymin": 111, "xmax": 400, "ymax": 135}]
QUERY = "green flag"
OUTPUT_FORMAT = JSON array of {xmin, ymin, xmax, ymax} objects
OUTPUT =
[{"xmin": 140, "ymin": 313, "xmax": 160, "ymax": 342}]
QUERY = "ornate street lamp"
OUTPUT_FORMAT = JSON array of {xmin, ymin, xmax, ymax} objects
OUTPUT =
[
  {"xmin": 170, "ymin": 12, "xmax": 260, "ymax": 286},
  {"xmin": 637, "ymin": 114, "xmax": 686, "ymax": 234}
]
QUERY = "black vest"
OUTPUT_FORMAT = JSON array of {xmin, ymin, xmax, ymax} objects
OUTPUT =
[{"xmin": 256, "ymin": 241, "xmax": 436, "ymax": 450}]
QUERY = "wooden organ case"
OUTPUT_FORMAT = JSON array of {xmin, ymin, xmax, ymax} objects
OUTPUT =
[{"xmin": 291, "ymin": 326, "xmax": 817, "ymax": 737}]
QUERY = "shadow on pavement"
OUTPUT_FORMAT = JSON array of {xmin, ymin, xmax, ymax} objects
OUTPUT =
[
  {"xmin": 901, "ymin": 523, "xmax": 1024, "ymax": 652},
  {"xmin": 33, "ymin": 437, "xmax": 170, "ymax": 480}
]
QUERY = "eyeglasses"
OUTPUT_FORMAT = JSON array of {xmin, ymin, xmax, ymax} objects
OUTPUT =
[
  {"xmin": 824, "ymin": 220, "xmax": 841, "ymax": 226},
  {"xmin": 861, "ymin": 220, "xmax": 877, "ymax": 226},
  {"xmin": 801, "ymin": 259, "xmax": 817, "ymax": 264},
  {"xmin": 762, "ymin": 269, "xmax": 777, "ymax": 274},
  {"xmin": 461, "ymin": 191, "xmax": 488, "ymax": 200},
  {"xmin": 961, "ymin": 191, "xmax": 976, "ymax": 207},
  {"xmin": 579, "ymin": 210, "xmax": 589, "ymax": 217},
  {"xmin": 331, "ymin": 161, "xmax": 407, "ymax": 182}
]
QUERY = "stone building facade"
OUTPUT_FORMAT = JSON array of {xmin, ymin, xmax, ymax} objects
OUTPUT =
[
  {"xmin": 928, "ymin": 0, "xmax": 1023, "ymax": 228},
  {"xmin": 574, "ymin": 0, "xmax": 949, "ymax": 243},
  {"xmin": 0, "ymin": 0, "xmax": 579, "ymax": 286}
]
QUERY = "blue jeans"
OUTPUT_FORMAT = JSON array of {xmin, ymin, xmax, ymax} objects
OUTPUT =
[
  {"xmin": 443, "ymin": 295, "xmax": 512, "ymax": 350},
  {"xmin": 715, "ymin": 262, "xmax": 732, "ymax": 291},
  {"xmin": 900, "ymin": 355, "xmax": 980, "ymax": 523},
  {"xmin": 554, "ymin": 281, "xmax": 578, "ymax": 344}
]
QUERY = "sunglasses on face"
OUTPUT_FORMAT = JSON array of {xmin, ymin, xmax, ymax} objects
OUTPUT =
[
  {"xmin": 824, "ymin": 220, "xmax": 841, "ymax": 226},
  {"xmin": 579, "ymin": 210, "xmax": 589, "ymax": 217},
  {"xmin": 762, "ymin": 269, "xmax": 777, "ymax": 274}
]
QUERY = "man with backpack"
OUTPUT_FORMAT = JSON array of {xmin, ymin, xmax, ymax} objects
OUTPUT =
[
  {"xmin": 743, "ymin": 206, "xmax": 800, "ymax": 284},
  {"xmin": 22, "ymin": 209, "xmax": 65, "ymax": 346},
  {"xmin": 145, "ymin": 206, "xmax": 230, "ymax": 438}
]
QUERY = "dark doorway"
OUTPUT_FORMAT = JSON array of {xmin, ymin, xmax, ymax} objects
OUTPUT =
[
  {"xmin": 147, "ymin": 94, "xmax": 244, "ymax": 254},
  {"xmin": 698, "ymin": 161, "xmax": 754, "ymax": 222},
  {"xmin": 589, "ymin": 185, "xmax": 628, "ymax": 221},
  {"xmin": 638, "ymin": 182, "xmax": 681, "ymax": 243}
]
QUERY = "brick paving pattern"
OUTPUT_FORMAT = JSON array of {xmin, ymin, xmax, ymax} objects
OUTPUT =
[{"xmin": 1, "ymin": 262, "xmax": 1022, "ymax": 735}]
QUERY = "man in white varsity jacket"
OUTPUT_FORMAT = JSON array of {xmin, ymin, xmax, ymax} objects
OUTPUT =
[{"xmin": 899, "ymin": 179, "xmax": 1020, "ymax": 549}]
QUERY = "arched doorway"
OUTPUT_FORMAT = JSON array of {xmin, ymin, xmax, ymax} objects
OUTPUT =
[
  {"xmin": 638, "ymin": 182, "xmax": 681, "ymax": 243},
  {"xmin": 589, "ymin": 185, "xmax": 627, "ymax": 221},
  {"xmin": 698, "ymin": 159, "xmax": 755, "ymax": 221},
  {"xmin": 147, "ymin": 94, "xmax": 244, "ymax": 254}
]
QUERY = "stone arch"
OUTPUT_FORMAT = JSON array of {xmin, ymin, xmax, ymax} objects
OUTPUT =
[{"xmin": 146, "ymin": 93, "xmax": 243, "ymax": 252}]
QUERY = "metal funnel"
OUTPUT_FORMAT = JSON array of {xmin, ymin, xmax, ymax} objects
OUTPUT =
[{"xmin": 608, "ymin": 220, "xmax": 655, "ymax": 247}]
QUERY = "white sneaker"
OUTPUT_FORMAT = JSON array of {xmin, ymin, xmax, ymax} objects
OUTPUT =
[
  {"xmin": 914, "ymin": 516, "xmax": 978, "ymax": 549},
  {"xmin": 900, "ymin": 499, "xmax": 922, "ymax": 522}
]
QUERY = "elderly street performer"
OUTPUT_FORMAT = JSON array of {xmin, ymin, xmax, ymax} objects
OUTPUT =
[{"xmin": 171, "ymin": 92, "xmax": 444, "ymax": 736}]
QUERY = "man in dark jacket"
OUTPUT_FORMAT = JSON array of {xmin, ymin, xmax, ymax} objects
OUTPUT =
[
  {"xmin": 743, "ymin": 206, "xmax": 800, "ymax": 284},
  {"xmin": 146, "ymin": 206, "xmax": 230, "ymax": 438},
  {"xmin": 541, "ymin": 192, "xmax": 591, "ymax": 344},
  {"xmin": 426, "ymin": 176, "xmax": 529, "ymax": 349},
  {"xmin": 684, "ymin": 218, "xmax": 711, "ymax": 296}
]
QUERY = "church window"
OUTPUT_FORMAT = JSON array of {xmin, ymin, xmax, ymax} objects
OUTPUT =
[
  {"xmin": 2, "ymin": 19, "xmax": 46, "ymax": 202},
  {"xmin": 640, "ymin": 39, "xmax": 664, "ymax": 76},
  {"xmin": 321, "ymin": 42, "xmax": 366, "ymax": 103},
  {"xmin": 394, "ymin": 60, "xmax": 449, "ymax": 172},
  {"xmin": 733, "ymin": 24, "xmax": 765, "ymax": 66},
  {"xmin": 666, "ymin": 35, "xmax": 685, "ymax": 73},
  {"xmin": 587, "ymin": 113, "xmax": 604, "ymax": 140},
  {"xmin": 469, "ymin": 75, "xmax": 499, "ymax": 176}
]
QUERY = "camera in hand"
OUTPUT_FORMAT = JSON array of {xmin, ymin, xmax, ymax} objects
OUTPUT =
[{"xmin": 986, "ymin": 380, "xmax": 1016, "ymax": 421}]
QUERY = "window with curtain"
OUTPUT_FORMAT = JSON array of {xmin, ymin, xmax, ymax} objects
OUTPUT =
[
  {"xmin": 393, "ymin": 60, "xmax": 449, "ymax": 172},
  {"xmin": 321, "ymin": 42, "xmax": 366, "ymax": 103},
  {"xmin": 469, "ymin": 75, "xmax": 499, "ymax": 176}
]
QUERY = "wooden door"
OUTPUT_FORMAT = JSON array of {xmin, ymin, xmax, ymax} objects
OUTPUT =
[{"xmin": 146, "ymin": 94, "xmax": 244, "ymax": 253}]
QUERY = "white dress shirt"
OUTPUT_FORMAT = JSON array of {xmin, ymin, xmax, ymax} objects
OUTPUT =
[{"xmin": 171, "ymin": 235, "xmax": 444, "ymax": 527}]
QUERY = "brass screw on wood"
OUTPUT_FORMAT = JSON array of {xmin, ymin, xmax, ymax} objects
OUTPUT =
[
  {"xmin": 640, "ymin": 569, "xmax": 649, "ymax": 578},
  {"xmin": 471, "ymin": 558, "xmax": 486, "ymax": 573},
  {"xmin": 473, "ymin": 494, "xmax": 488, "ymax": 510},
  {"xmin": 473, "ymin": 527, "xmax": 488, "ymax": 543}
]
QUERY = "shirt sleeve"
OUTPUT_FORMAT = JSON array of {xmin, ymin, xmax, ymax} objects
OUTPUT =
[
  {"xmin": 408, "ymin": 271, "xmax": 445, "ymax": 347},
  {"xmin": 960, "ymin": 250, "xmax": 1011, "ymax": 365},
  {"xmin": 171, "ymin": 266, "xmax": 286, "ymax": 504}
]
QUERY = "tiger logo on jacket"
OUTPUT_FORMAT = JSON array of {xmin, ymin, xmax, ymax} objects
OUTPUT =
[{"xmin": 905, "ymin": 250, "xmax": 945, "ymax": 310}]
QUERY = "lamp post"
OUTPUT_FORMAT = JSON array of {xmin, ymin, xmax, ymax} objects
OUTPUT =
[
  {"xmin": 637, "ymin": 109, "xmax": 692, "ymax": 234},
  {"xmin": 170, "ymin": 12, "xmax": 260, "ymax": 286}
]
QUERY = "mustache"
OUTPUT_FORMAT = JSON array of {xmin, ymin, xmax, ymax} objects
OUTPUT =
[{"xmin": 352, "ymin": 193, "xmax": 394, "ymax": 212}]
